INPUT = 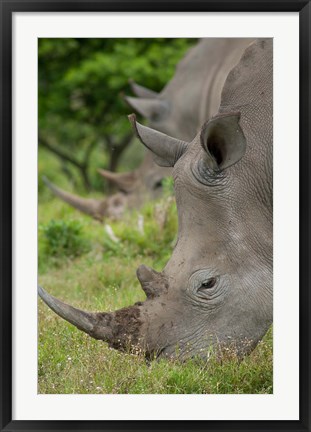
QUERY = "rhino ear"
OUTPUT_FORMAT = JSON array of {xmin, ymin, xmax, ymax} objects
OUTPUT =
[
  {"xmin": 200, "ymin": 113, "xmax": 246, "ymax": 171},
  {"xmin": 129, "ymin": 79, "xmax": 159, "ymax": 99},
  {"xmin": 128, "ymin": 114, "xmax": 188, "ymax": 167},
  {"xmin": 124, "ymin": 96, "xmax": 169, "ymax": 122}
]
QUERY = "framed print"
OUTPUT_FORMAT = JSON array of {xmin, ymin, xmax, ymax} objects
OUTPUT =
[{"xmin": 0, "ymin": 1, "xmax": 310, "ymax": 431}]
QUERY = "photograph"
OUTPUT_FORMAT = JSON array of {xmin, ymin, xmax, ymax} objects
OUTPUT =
[{"xmin": 37, "ymin": 37, "xmax": 273, "ymax": 395}]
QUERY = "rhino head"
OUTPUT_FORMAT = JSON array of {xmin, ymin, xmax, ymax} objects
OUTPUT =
[
  {"xmin": 125, "ymin": 38, "xmax": 255, "ymax": 142},
  {"xmin": 39, "ymin": 39, "xmax": 273, "ymax": 360},
  {"xmin": 39, "ymin": 113, "xmax": 271, "ymax": 360}
]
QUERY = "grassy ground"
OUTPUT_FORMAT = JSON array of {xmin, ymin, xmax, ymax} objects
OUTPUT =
[{"xmin": 38, "ymin": 162, "xmax": 273, "ymax": 394}]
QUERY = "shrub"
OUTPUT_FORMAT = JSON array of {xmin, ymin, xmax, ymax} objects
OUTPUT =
[
  {"xmin": 40, "ymin": 219, "xmax": 90, "ymax": 259},
  {"xmin": 161, "ymin": 176, "xmax": 175, "ymax": 196}
]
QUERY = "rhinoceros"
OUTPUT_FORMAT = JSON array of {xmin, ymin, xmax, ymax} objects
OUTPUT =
[
  {"xmin": 42, "ymin": 151, "xmax": 167, "ymax": 221},
  {"xmin": 39, "ymin": 38, "xmax": 272, "ymax": 360},
  {"xmin": 126, "ymin": 38, "xmax": 254, "ymax": 141},
  {"xmin": 44, "ymin": 38, "xmax": 254, "ymax": 221}
]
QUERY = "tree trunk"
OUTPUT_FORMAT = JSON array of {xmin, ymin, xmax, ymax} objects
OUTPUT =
[
  {"xmin": 39, "ymin": 134, "xmax": 93, "ymax": 191},
  {"xmin": 107, "ymin": 133, "xmax": 132, "ymax": 172}
]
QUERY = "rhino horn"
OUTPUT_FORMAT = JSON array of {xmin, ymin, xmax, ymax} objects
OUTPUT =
[
  {"xmin": 124, "ymin": 96, "xmax": 169, "ymax": 121},
  {"xmin": 200, "ymin": 113, "xmax": 247, "ymax": 170},
  {"xmin": 42, "ymin": 176, "xmax": 105, "ymax": 221},
  {"xmin": 129, "ymin": 79, "xmax": 158, "ymax": 99},
  {"xmin": 136, "ymin": 265, "xmax": 168, "ymax": 299},
  {"xmin": 97, "ymin": 169, "xmax": 138, "ymax": 193},
  {"xmin": 128, "ymin": 114, "xmax": 188, "ymax": 167},
  {"xmin": 38, "ymin": 285, "xmax": 144, "ymax": 349}
]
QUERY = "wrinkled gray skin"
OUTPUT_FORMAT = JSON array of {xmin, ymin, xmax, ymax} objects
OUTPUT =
[
  {"xmin": 45, "ymin": 38, "xmax": 253, "ymax": 221},
  {"xmin": 39, "ymin": 39, "xmax": 272, "ymax": 360}
]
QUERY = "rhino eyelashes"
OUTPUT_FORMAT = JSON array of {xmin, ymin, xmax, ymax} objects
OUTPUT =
[
  {"xmin": 188, "ymin": 272, "xmax": 224, "ymax": 302},
  {"xmin": 199, "ymin": 277, "xmax": 217, "ymax": 290}
]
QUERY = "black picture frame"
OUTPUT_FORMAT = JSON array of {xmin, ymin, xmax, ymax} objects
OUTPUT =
[{"xmin": 1, "ymin": 1, "xmax": 310, "ymax": 431}]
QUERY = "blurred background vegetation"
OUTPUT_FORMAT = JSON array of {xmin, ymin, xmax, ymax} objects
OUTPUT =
[{"xmin": 38, "ymin": 38, "xmax": 197, "ymax": 198}]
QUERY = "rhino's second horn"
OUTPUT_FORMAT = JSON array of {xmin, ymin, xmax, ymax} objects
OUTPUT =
[
  {"xmin": 128, "ymin": 79, "xmax": 158, "ymax": 99},
  {"xmin": 136, "ymin": 265, "xmax": 168, "ymax": 299},
  {"xmin": 128, "ymin": 114, "xmax": 188, "ymax": 167}
]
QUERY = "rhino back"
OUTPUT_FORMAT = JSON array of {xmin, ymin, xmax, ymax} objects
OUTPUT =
[
  {"xmin": 160, "ymin": 38, "xmax": 255, "ymax": 140},
  {"xmin": 219, "ymin": 39, "xmax": 273, "ymax": 214}
]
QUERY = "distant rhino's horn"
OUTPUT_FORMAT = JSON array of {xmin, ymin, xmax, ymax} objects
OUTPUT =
[
  {"xmin": 97, "ymin": 169, "xmax": 138, "ymax": 193},
  {"xmin": 128, "ymin": 114, "xmax": 188, "ymax": 167},
  {"xmin": 124, "ymin": 96, "xmax": 169, "ymax": 121},
  {"xmin": 42, "ymin": 176, "xmax": 105, "ymax": 221},
  {"xmin": 38, "ymin": 285, "xmax": 144, "ymax": 350},
  {"xmin": 129, "ymin": 79, "xmax": 158, "ymax": 99}
]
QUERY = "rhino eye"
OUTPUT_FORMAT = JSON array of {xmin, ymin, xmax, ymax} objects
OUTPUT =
[
  {"xmin": 199, "ymin": 277, "xmax": 217, "ymax": 290},
  {"xmin": 188, "ymin": 271, "xmax": 220, "ymax": 297},
  {"xmin": 153, "ymin": 179, "xmax": 163, "ymax": 190}
]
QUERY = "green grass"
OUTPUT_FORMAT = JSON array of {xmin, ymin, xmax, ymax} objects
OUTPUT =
[{"xmin": 38, "ymin": 172, "xmax": 273, "ymax": 394}]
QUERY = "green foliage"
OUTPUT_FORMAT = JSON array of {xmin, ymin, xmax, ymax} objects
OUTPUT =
[
  {"xmin": 99, "ymin": 199, "xmax": 176, "ymax": 270},
  {"xmin": 38, "ymin": 38, "xmax": 197, "ymax": 190},
  {"xmin": 39, "ymin": 219, "xmax": 90, "ymax": 268},
  {"xmin": 39, "ymin": 38, "xmax": 196, "ymax": 132},
  {"xmin": 162, "ymin": 176, "xmax": 175, "ymax": 196}
]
